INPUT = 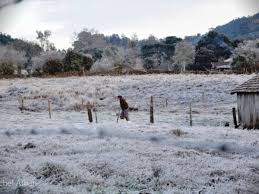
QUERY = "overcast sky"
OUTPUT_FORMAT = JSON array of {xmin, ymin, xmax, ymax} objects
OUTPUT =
[{"xmin": 0, "ymin": 0, "xmax": 258, "ymax": 49}]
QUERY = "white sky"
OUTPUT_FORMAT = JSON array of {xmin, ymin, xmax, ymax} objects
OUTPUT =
[{"xmin": 0, "ymin": 0, "xmax": 258, "ymax": 49}]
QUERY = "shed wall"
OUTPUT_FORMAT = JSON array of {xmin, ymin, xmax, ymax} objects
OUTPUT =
[{"xmin": 237, "ymin": 93, "xmax": 259, "ymax": 129}]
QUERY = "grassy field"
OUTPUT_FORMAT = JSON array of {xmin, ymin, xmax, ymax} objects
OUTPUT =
[{"xmin": 0, "ymin": 74, "xmax": 259, "ymax": 193}]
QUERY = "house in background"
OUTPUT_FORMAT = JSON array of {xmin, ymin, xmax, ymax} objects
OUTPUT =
[
  {"xmin": 211, "ymin": 58, "xmax": 232, "ymax": 71},
  {"xmin": 231, "ymin": 74, "xmax": 259, "ymax": 129}
]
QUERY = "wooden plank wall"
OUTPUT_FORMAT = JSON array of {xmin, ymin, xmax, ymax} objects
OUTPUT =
[{"xmin": 238, "ymin": 93, "xmax": 259, "ymax": 129}]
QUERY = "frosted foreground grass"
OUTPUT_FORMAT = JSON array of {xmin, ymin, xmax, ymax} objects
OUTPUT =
[{"xmin": 0, "ymin": 74, "xmax": 259, "ymax": 193}]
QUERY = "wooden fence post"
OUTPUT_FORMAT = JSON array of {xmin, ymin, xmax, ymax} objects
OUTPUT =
[
  {"xmin": 94, "ymin": 110, "xmax": 98, "ymax": 123},
  {"xmin": 48, "ymin": 99, "xmax": 51, "ymax": 119},
  {"xmin": 87, "ymin": 102, "xmax": 93, "ymax": 123},
  {"xmin": 189, "ymin": 101, "xmax": 192, "ymax": 127},
  {"xmin": 94, "ymin": 106, "xmax": 98, "ymax": 123},
  {"xmin": 165, "ymin": 98, "xmax": 168, "ymax": 108},
  {"xmin": 21, "ymin": 97, "xmax": 24, "ymax": 113},
  {"xmin": 232, "ymin": 107, "xmax": 238, "ymax": 128},
  {"xmin": 150, "ymin": 96, "xmax": 154, "ymax": 123}
]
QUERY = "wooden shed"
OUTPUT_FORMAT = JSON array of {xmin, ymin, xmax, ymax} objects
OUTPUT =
[{"xmin": 231, "ymin": 75, "xmax": 259, "ymax": 129}]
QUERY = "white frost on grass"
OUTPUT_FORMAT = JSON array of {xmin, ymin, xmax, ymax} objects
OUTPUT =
[
  {"xmin": 0, "ymin": 74, "xmax": 259, "ymax": 193},
  {"xmin": 0, "ymin": 74, "xmax": 253, "ymax": 112},
  {"xmin": 0, "ymin": 124, "xmax": 259, "ymax": 193},
  {"xmin": 0, "ymin": 74, "xmax": 255, "ymax": 129}
]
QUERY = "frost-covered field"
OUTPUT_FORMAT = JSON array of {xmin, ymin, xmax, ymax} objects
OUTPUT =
[{"xmin": 0, "ymin": 74, "xmax": 259, "ymax": 194}]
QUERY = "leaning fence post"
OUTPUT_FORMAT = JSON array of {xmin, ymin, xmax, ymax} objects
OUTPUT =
[
  {"xmin": 48, "ymin": 99, "xmax": 51, "ymax": 119},
  {"xmin": 87, "ymin": 102, "xmax": 93, "ymax": 123},
  {"xmin": 232, "ymin": 107, "xmax": 238, "ymax": 128},
  {"xmin": 150, "ymin": 96, "xmax": 154, "ymax": 123},
  {"xmin": 189, "ymin": 101, "xmax": 192, "ymax": 127}
]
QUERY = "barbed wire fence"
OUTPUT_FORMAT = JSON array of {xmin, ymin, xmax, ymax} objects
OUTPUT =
[{"xmin": 15, "ymin": 92, "xmax": 236, "ymax": 128}]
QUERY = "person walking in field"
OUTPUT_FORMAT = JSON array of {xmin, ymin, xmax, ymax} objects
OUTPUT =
[{"xmin": 117, "ymin": 95, "xmax": 129, "ymax": 121}]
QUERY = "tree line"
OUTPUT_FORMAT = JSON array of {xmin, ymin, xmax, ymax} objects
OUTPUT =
[{"xmin": 0, "ymin": 29, "xmax": 259, "ymax": 77}]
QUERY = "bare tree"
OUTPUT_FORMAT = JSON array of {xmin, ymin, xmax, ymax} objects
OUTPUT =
[
  {"xmin": 36, "ymin": 30, "xmax": 56, "ymax": 51},
  {"xmin": 172, "ymin": 41, "xmax": 195, "ymax": 72}
]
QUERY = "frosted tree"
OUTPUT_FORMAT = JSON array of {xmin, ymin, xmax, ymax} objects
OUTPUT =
[
  {"xmin": 91, "ymin": 47, "xmax": 121, "ymax": 72},
  {"xmin": 73, "ymin": 29, "xmax": 107, "ymax": 52},
  {"xmin": 36, "ymin": 30, "xmax": 56, "ymax": 51},
  {"xmin": 91, "ymin": 46, "xmax": 144, "ymax": 72},
  {"xmin": 172, "ymin": 41, "xmax": 195, "ymax": 72},
  {"xmin": 232, "ymin": 39, "xmax": 259, "ymax": 72},
  {"xmin": 0, "ymin": 45, "xmax": 26, "ymax": 66},
  {"xmin": 122, "ymin": 47, "xmax": 143, "ymax": 69},
  {"xmin": 73, "ymin": 30, "xmax": 144, "ymax": 72},
  {"xmin": 123, "ymin": 33, "xmax": 144, "ymax": 69},
  {"xmin": 31, "ymin": 50, "xmax": 65, "ymax": 73},
  {"xmin": 0, "ymin": 45, "xmax": 27, "ymax": 75},
  {"xmin": 129, "ymin": 33, "xmax": 138, "ymax": 48}
]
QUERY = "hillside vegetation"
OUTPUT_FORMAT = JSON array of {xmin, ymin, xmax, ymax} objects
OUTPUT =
[{"xmin": 1, "ymin": 13, "xmax": 259, "ymax": 77}]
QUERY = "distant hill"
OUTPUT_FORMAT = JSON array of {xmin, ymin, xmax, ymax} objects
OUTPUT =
[
  {"xmin": 0, "ymin": 32, "xmax": 42, "ymax": 56},
  {"xmin": 214, "ymin": 12, "xmax": 259, "ymax": 39}
]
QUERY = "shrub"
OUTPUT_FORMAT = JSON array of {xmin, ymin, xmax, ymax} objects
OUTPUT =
[
  {"xmin": 35, "ymin": 162, "xmax": 84, "ymax": 186},
  {"xmin": 82, "ymin": 54, "xmax": 93, "ymax": 71},
  {"xmin": 4, "ymin": 131, "xmax": 11, "ymax": 137},
  {"xmin": 43, "ymin": 59, "xmax": 64, "ymax": 75},
  {"xmin": 30, "ymin": 129, "xmax": 38, "ymax": 135},
  {"xmin": 63, "ymin": 50, "xmax": 93, "ymax": 72},
  {"xmin": 0, "ymin": 61, "xmax": 16, "ymax": 76},
  {"xmin": 170, "ymin": 129, "xmax": 188, "ymax": 137}
]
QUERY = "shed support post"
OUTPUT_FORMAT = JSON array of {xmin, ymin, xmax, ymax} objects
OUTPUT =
[{"xmin": 232, "ymin": 107, "xmax": 238, "ymax": 128}]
